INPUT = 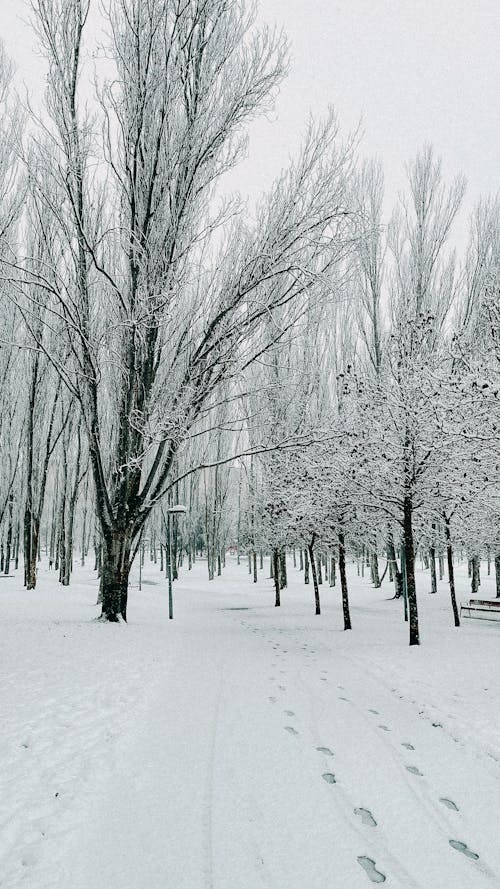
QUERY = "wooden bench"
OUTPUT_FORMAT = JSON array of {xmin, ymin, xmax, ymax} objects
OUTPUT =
[{"xmin": 460, "ymin": 599, "xmax": 500, "ymax": 621}]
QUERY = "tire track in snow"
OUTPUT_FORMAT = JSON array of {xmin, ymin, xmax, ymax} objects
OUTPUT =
[{"xmin": 203, "ymin": 661, "xmax": 225, "ymax": 889}]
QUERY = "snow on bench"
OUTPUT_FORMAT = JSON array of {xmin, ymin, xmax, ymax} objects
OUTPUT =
[{"xmin": 460, "ymin": 599, "xmax": 500, "ymax": 622}]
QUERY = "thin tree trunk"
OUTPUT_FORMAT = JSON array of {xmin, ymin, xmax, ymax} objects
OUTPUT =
[
  {"xmin": 4, "ymin": 492, "xmax": 13, "ymax": 575},
  {"xmin": 279, "ymin": 550, "xmax": 287, "ymax": 589},
  {"xmin": 338, "ymin": 530, "xmax": 351, "ymax": 630},
  {"xmin": 316, "ymin": 554, "xmax": 323, "ymax": 585},
  {"xmin": 387, "ymin": 531, "xmax": 403, "ymax": 598},
  {"xmin": 403, "ymin": 495, "xmax": 419, "ymax": 646},
  {"xmin": 444, "ymin": 519, "xmax": 460, "ymax": 627},
  {"xmin": 429, "ymin": 545, "xmax": 437, "ymax": 594},
  {"xmin": 273, "ymin": 548, "xmax": 280, "ymax": 607},
  {"xmin": 308, "ymin": 537, "xmax": 321, "ymax": 615},
  {"xmin": 471, "ymin": 555, "xmax": 480, "ymax": 595},
  {"xmin": 438, "ymin": 552, "xmax": 444, "ymax": 580},
  {"xmin": 370, "ymin": 550, "xmax": 380, "ymax": 587},
  {"xmin": 329, "ymin": 553, "xmax": 336, "ymax": 587}
]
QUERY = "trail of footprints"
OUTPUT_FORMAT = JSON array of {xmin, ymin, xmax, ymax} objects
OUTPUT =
[{"xmin": 270, "ymin": 671, "xmax": 481, "ymax": 883}]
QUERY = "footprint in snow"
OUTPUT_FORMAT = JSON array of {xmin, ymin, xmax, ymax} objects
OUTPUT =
[
  {"xmin": 268, "ymin": 696, "xmax": 277, "ymax": 703},
  {"xmin": 378, "ymin": 725, "xmax": 390, "ymax": 732},
  {"xmin": 284, "ymin": 726, "xmax": 298, "ymax": 735},
  {"xmin": 316, "ymin": 746, "xmax": 334, "ymax": 756},
  {"xmin": 284, "ymin": 710, "xmax": 295, "ymax": 716},
  {"xmin": 368, "ymin": 709, "xmax": 379, "ymax": 715},
  {"xmin": 322, "ymin": 772, "xmax": 336, "ymax": 784},
  {"xmin": 401, "ymin": 742, "xmax": 415, "ymax": 750},
  {"xmin": 278, "ymin": 685, "xmax": 286, "ymax": 691},
  {"xmin": 320, "ymin": 677, "xmax": 327, "ymax": 682},
  {"xmin": 440, "ymin": 798, "xmax": 459, "ymax": 811},
  {"xmin": 449, "ymin": 840, "xmax": 479, "ymax": 860},
  {"xmin": 338, "ymin": 696, "xmax": 350, "ymax": 702},
  {"xmin": 405, "ymin": 765, "xmax": 423, "ymax": 776},
  {"xmin": 357, "ymin": 856, "xmax": 386, "ymax": 883},
  {"xmin": 354, "ymin": 807, "xmax": 377, "ymax": 827}
]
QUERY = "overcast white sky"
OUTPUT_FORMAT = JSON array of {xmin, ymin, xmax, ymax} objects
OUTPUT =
[{"xmin": 3, "ymin": 0, "xmax": 499, "ymax": 246}]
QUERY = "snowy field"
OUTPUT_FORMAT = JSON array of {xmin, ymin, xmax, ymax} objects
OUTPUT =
[{"xmin": 1, "ymin": 557, "xmax": 500, "ymax": 889}]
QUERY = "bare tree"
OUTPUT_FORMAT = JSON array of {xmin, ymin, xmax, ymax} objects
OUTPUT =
[{"xmin": 3, "ymin": 1, "xmax": 356, "ymax": 620}]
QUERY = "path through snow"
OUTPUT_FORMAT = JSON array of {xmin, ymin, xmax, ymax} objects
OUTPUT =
[{"xmin": 1, "ymin": 557, "xmax": 500, "ymax": 888}]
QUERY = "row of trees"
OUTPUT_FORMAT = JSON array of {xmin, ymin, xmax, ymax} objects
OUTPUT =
[{"xmin": 0, "ymin": 1, "xmax": 498, "ymax": 645}]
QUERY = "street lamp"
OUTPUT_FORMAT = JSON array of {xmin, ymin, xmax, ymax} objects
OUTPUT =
[{"xmin": 166, "ymin": 505, "xmax": 187, "ymax": 620}]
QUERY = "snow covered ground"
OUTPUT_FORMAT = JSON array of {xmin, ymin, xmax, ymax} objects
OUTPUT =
[{"xmin": 1, "ymin": 556, "xmax": 500, "ymax": 889}]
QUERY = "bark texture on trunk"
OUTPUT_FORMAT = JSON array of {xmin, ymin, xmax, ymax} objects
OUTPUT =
[
  {"xmin": 100, "ymin": 530, "xmax": 132, "ymax": 622},
  {"xmin": 273, "ymin": 548, "xmax": 280, "ymax": 607},
  {"xmin": 387, "ymin": 532, "xmax": 403, "ymax": 598},
  {"xmin": 308, "ymin": 538, "xmax": 321, "ymax": 615},
  {"xmin": 279, "ymin": 550, "xmax": 287, "ymax": 589},
  {"xmin": 444, "ymin": 521, "xmax": 460, "ymax": 627},
  {"xmin": 370, "ymin": 551, "xmax": 380, "ymax": 587},
  {"xmin": 403, "ymin": 496, "xmax": 419, "ymax": 646},
  {"xmin": 471, "ymin": 555, "xmax": 480, "ymax": 595},
  {"xmin": 429, "ymin": 545, "xmax": 437, "ymax": 594},
  {"xmin": 329, "ymin": 554, "xmax": 336, "ymax": 587},
  {"xmin": 338, "ymin": 530, "xmax": 351, "ymax": 630}
]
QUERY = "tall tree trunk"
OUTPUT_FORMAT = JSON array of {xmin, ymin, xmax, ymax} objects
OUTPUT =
[
  {"xmin": 429, "ymin": 545, "xmax": 437, "ymax": 594},
  {"xmin": 316, "ymin": 554, "xmax": 323, "ymax": 585},
  {"xmin": 444, "ymin": 519, "xmax": 460, "ymax": 627},
  {"xmin": 279, "ymin": 549, "xmax": 287, "ymax": 589},
  {"xmin": 438, "ymin": 551, "xmax": 444, "ymax": 580},
  {"xmin": 58, "ymin": 440, "xmax": 69, "ymax": 585},
  {"xmin": 403, "ymin": 495, "xmax": 419, "ymax": 646},
  {"xmin": 14, "ymin": 518, "xmax": 20, "ymax": 570},
  {"xmin": 387, "ymin": 531, "xmax": 403, "ymax": 598},
  {"xmin": 80, "ymin": 471, "xmax": 89, "ymax": 566},
  {"xmin": 471, "ymin": 555, "xmax": 480, "ymax": 595},
  {"xmin": 273, "ymin": 548, "xmax": 280, "ymax": 607},
  {"xmin": 370, "ymin": 550, "xmax": 380, "ymax": 587},
  {"xmin": 63, "ymin": 430, "xmax": 82, "ymax": 585},
  {"xmin": 4, "ymin": 492, "xmax": 13, "ymax": 575},
  {"xmin": 100, "ymin": 529, "xmax": 132, "ymax": 621},
  {"xmin": 304, "ymin": 547, "xmax": 309, "ymax": 584},
  {"xmin": 308, "ymin": 536, "xmax": 321, "ymax": 615},
  {"xmin": 495, "ymin": 555, "xmax": 500, "ymax": 598},
  {"xmin": 338, "ymin": 530, "xmax": 351, "ymax": 630},
  {"xmin": 329, "ymin": 553, "xmax": 336, "ymax": 587}
]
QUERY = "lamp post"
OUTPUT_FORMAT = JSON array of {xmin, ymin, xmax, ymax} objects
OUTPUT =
[{"xmin": 166, "ymin": 505, "xmax": 187, "ymax": 619}]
